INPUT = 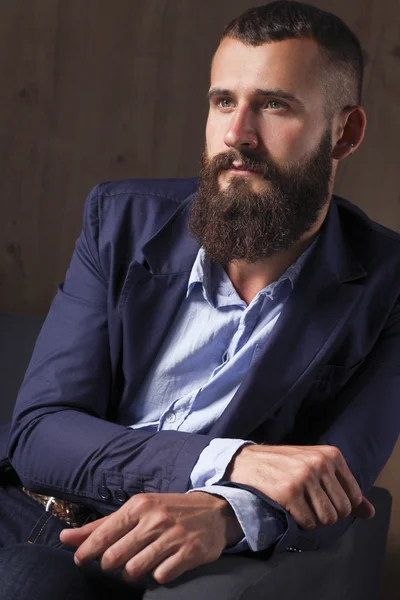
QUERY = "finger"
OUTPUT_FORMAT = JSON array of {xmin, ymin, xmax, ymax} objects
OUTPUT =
[
  {"xmin": 75, "ymin": 510, "xmax": 140, "ymax": 566},
  {"xmin": 305, "ymin": 484, "xmax": 338, "ymax": 526},
  {"xmin": 151, "ymin": 548, "xmax": 204, "ymax": 585},
  {"xmin": 333, "ymin": 459, "xmax": 363, "ymax": 509},
  {"xmin": 121, "ymin": 538, "xmax": 175, "ymax": 583},
  {"xmin": 320, "ymin": 474, "xmax": 353, "ymax": 519},
  {"xmin": 351, "ymin": 496, "xmax": 375, "ymax": 520},
  {"xmin": 286, "ymin": 494, "xmax": 319, "ymax": 530},
  {"xmin": 59, "ymin": 518, "xmax": 105, "ymax": 545},
  {"xmin": 101, "ymin": 503, "xmax": 181, "ymax": 573},
  {"xmin": 101, "ymin": 523, "xmax": 164, "ymax": 572}
]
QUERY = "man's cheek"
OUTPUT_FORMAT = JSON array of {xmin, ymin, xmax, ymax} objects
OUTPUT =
[{"xmin": 205, "ymin": 120, "xmax": 227, "ymax": 159}]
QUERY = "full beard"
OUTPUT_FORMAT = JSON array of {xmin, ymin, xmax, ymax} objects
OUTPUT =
[{"xmin": 188, "ymin": 128, "xmax": 333, "ymax": 265}]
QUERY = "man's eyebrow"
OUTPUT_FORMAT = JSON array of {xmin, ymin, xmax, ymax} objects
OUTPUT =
[
  {"xmin": 207, "ymin": 87, "xmax": 304, "ymax": 107},
  {"xmin": 207, "ymin": 88, "xmax": 231, "ymax": 100}
]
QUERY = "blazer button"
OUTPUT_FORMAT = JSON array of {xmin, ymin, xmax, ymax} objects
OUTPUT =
[
  {"xmin": 257, "ymin": 532, "xmax": 267, "ymax": 546},
  {"xmin": 115, "ymin": 488, "xmax": 127, "ymax": 503},
  {"xmin": 98, "ymin": 485, "xmax": 111, "ymax": 500}
]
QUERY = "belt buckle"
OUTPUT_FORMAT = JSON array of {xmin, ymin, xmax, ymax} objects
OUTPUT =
[
  {"xmin": 20, "ymin": 486, "xmax": 93, "ymax": 528},
  {"xmin": 45, "ymin": 497, "xmax": 56, "ymax": 512},
  {"xmin": 45, "ymin": 495, "xmax": 81, "ymax": 527}
]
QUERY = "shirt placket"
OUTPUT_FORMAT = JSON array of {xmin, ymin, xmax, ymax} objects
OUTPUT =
[{"xmin": 228, "ymin": 294, "xmax": 266, "ymax": 359}]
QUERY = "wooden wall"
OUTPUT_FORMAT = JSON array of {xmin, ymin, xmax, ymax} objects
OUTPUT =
[{"xmin": 0, "ymin": 1, "xmax": 398, "ymax": 596}]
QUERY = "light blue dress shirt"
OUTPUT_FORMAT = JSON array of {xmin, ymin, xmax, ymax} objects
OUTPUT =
[{"xmin": 130, "ymin": 239, "xmax": 317, "ymax": 551}]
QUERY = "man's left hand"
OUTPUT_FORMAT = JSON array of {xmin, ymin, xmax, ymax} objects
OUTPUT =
[{"xmin": 59, "ymin": 492, "xmax": 243, "ymax": 584}]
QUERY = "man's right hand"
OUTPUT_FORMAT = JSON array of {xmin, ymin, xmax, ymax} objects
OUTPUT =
[{"xmin": 225, "ymin": 444, "xmax": 375, "ymax": 530}]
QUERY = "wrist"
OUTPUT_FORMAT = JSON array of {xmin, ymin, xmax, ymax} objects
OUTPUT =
[
  {"xmin": 224, "ymin": 443, "xmax": 253, "ymax": 483},
  {"xmin": 190, "ymin": 491, "xmax": 243, "ymax": 547},
  {"xmin": 215, "ymin": 495, "xmax": 244, "ymax": 547}
]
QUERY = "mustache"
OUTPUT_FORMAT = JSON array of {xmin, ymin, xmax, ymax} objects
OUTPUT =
[{"xmin": 203, "ymin": 149, "xmax": 281, "ymax": 180}]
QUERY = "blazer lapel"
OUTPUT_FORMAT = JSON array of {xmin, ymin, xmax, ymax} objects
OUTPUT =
[
  {"xmin": 210, "ymin": 199, "xmax": 367, "ymax": 438},
  {"xmin": 117, "ymin": 193, "xmax": 199, "ymax": 420}
]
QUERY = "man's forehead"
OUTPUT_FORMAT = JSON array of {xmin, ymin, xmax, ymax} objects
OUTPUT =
[{"xmin": 210, "ymin": 37, "xmax": 323, "ymax": 96}]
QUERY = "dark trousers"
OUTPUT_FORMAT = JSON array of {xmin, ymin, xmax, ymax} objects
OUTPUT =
[
  {"xmin": 0, "ymin": 483, "xmax": 148, "ymax": 599},
  {"xmin": 0, "ymin": 482, "xmax": 362, "ymax": 600}
]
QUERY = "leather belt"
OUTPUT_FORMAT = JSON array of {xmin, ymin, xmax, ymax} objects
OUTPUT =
[{"xmin": 19, "ymin": 485, "xmax": 96, "ymax": 528}]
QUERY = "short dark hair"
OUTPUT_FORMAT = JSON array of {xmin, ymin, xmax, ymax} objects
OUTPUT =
[{"xmin": 220, "ymin": 1, "xmax": 364, "ymax": 115}]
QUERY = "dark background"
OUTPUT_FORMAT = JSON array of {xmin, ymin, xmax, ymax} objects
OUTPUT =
[{"xmin": 0, "ymin": 1, "xmax": 398, "ymax": 596}]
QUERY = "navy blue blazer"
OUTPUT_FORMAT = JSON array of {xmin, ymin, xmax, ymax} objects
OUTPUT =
[{"xmin": 2, "ymin": 178, "xmax": 399, "ymax": 553}]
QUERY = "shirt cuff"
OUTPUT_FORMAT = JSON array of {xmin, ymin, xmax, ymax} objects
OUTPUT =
[
  {"xmin": 188, "ymin": 485, "xmax": 285, "ymax": 552},
  {"xmin": 190, "ymin": 438, "xmax": 254, "ymax": 488}
]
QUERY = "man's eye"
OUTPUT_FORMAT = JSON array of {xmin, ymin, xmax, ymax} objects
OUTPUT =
[
  {"xmin": 217, "ymin": 98, "xmax": 234, "ymax": 109},
  {"xmin": 265, "ymin": 99, "xmax": 286, "ymax": 110}
]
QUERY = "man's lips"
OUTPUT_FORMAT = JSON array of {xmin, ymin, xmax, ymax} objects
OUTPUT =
[
  {"xmin": 226, "ymin": 163, "xmax": 261, "ymax": 177},
  {"xmin": 226, "ymin": 167, "xmax": 262, "ymax": 176}
]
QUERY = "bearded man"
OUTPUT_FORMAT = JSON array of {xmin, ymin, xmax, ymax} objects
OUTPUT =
[{"xmin": 0, "ymin": 2, "xmax": 398, "ymax": 599}]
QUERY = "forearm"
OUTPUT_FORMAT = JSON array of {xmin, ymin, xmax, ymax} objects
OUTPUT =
[
  {"xmin": 189, "ymin": 438, "xmax": 285, "ymax": 552},
  {"xmin": 8, "ymin": 409, "xmax": 213, "ymax": 514}
]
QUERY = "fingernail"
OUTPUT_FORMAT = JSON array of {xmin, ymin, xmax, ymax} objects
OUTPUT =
[{"xmin": 74, "ymin": 556, "xmax": 82, "ymax": 567}]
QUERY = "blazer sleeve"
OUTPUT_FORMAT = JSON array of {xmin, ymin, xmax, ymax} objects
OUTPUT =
[
  {"xmin": 7, "ymin": 186, "xmax": 213, "ymax": 515},
  {"xmin": 232, "ymin": 298, "xmax": 400, "ymax": 553}
]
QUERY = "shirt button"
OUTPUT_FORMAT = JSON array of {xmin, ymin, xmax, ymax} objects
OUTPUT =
[
  {"xmin": 165, "ymin": 411, "xmax": 176, "ymax": 424},
  {"xmin": 98, "ymin": 485, "xmax": 111, "ymax": 500},
  {"xmin": 257, "ymin": 532, "xmax": 267, "ymax": 546}
]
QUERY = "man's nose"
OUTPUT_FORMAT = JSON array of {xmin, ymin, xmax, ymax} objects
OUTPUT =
[{"xmin": 224, "ymin": 108, "xmax": 258, "ymax": 151}]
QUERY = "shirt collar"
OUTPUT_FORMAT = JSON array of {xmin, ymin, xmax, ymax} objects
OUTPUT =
[
  {"xmin": 187, "ymin": 247, "xmax": 213, "ymax": 304},
  {"xmin": 187, "ymin": 236, "xmax": 319, "ymax": 306}
]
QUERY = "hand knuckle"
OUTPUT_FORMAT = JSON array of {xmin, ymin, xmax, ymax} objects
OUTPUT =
[
  {"xmin": 287, "ymin": 479, "xmax": 303, "ymax": 497},
  {"xmin": 185, "ymin": 539, "xmax": 198, "ymax": 558},
  {"xmin": 172, "ymin": 522, "xmax": 186, "ymax": 540},
  {"xmin": 101, "ymin": 548, "xmax": 119, "ymax": 570},
  {"xmin": 124, "ymin": 510, "xmax": 136, "ymax": 526},
  {"xmin": 152, "ymin": 509, "xmax": 172, "ymax": 529},
  {"xmin": 320, "ymin": 512, "xmax": 337, "ymax": 526},
  {"xmin": 132, "ymin": 495, "xmax": 151, "ymax": 511},
  {"xmin": 302, "ymin": 517, "xmax": 317, "ymax": 530},
  {"xmin": 338, "ymin": 502, "xmax": 352, "ymax": 518},
  {"xmin": 153, "ymin": 570, "xmax": 169, "ymax": 585},
  {"xmin": 298, "ymin": 464, "xmax": 314, "ymax": 482},
  {"xmin": 352, "ymin": 492, "xmax": 363, "ymax": 507},
  {"xmin": 129, "ymin": 495, "xmax": 156, "ymax": 519},
  {"xmin": 124, "ymin": 561, "xmax": 140, "ymax": 581},
  {"xmin": 309, "ymin": 451, "xmax": 327, "ymax": 471},
  {"xmin": 327, "ymin": 445, "xmax": 342, "ymax": 462},
  {"xmin": 94, "ymin": 529, "xmax": 111, "ymax": 547},
  {"xmin": 186, "ymin": 537, "xmax": 206, "ymax": 559}
]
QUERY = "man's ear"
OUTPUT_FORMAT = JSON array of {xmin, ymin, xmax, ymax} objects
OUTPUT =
[{"xmin": 332, "ymin": 105, "xmax": 367, "ymax": 160}]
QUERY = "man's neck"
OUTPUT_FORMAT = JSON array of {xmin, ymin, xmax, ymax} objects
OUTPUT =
[{"xmin": 224, "ymin": 205, "xmax": 329, "ymax": 305}]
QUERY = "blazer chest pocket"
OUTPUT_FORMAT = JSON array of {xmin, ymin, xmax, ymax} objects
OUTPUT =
[{"xmin": 307, "ymin": 359, "xmax": 365, "ymax": 400}]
